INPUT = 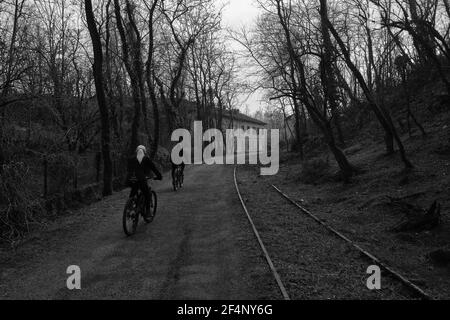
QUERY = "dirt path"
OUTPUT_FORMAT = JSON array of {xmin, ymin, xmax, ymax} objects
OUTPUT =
[{"xmin": 0, "ymin": 165, "xmax": 279, "ymax": 300}]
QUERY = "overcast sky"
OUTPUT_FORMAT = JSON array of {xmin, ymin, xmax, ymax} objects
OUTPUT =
[
  {"xmin": 220, "ymin": 0, "xmax": 265, "ymax": 115},
  {"xmin": 221, "ymin": 0, "xmax": 260, "ymax": 29}
]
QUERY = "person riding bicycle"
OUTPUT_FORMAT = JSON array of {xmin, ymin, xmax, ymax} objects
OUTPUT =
[
  {"xmin": 171, "ymin": 137, "xmax": 185, "ymax": 187},
  {"xmin": 127, "ymin": 145, "xmax": 162, "ymax": 216}
]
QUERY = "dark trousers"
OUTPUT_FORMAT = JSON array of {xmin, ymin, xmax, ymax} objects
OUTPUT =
[
  {"xmin": 130, "ymin": 180, "xmax": 150, "ymax": 214},
  {"xmin": 171, "ymin": 163, "xmax": 185, "ymax": 181}
]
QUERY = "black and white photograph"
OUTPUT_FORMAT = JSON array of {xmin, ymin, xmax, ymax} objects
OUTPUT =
[{"xmin": 0, "ymin": 0, "xmax": 449, "ymax": 307}]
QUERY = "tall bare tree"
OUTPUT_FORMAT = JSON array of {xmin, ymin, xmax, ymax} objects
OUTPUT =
[{"xmin": 85, "ymin": 0, "xmax": 113, "ymax": 196}]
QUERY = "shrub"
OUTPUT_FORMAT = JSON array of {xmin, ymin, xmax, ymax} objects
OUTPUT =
[
  {"xmin": 46, "ymin": 153, "xmax": 77, "ymax": 193},
  {"xmin": 299, "ymin": 158, "xmax": 330, "ymax": 184},
  {"xmin": 0, "ymin": 162, "xmax": 43, "ymax": 244},
  {"xmin": 303, "ymin": 136, "xmax": 327, "ymax": 157}
]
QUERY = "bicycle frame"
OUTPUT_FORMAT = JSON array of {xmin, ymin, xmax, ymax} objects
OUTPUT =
[
  {"xmin": 129, "ymin": 178, "xmax": 154, "ymax": 210},
  {"xmin": 123, "ymin": 178, "xmax": 157, "ymax": 236}
]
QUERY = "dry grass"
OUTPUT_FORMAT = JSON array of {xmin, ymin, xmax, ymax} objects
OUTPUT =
[
  {"xmin": 237, "ymin": 168, "xmax": 412, "ymax": 300},
  {"xmin": 261, "ymin": 109, "xmax": 450, "ymax": 299}
]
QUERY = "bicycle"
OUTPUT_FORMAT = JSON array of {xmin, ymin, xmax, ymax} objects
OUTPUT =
[
  {"xmin": 123, "ymin": 178, "xmax": 158, "ymax": 236},
  {"xmin": 172, "ymin": 165, "xmax": 184, "ymax": 192}
]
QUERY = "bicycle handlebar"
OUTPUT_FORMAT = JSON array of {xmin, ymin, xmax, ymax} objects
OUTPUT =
[{"xmin": 129, "ymin": 177, "xmax": 156, "ymax": 184}]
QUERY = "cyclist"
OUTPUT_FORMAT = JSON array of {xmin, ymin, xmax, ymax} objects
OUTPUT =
[
  {"xmin": 127, "ymin": 145, "xmax": 162, "ymax": 216},
  {"xmin": 171, "ymin": 138, "xmax": 185, "ymax": 188}
]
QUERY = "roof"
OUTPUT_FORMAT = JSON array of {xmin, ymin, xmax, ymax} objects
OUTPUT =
[{"xmin": 222, "ymin": 110, "xmax": 267, "ymax": 126}]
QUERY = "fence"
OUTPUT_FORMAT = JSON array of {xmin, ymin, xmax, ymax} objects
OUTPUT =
[
  {"xmin": 38, "ymin": 152, "xmax": 128, "ymax": 198},
  {"xmin": 0, "ymin": 151, "xmax": 129, "ymax": 243}
]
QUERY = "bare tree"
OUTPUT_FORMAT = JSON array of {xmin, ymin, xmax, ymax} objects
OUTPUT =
[
  {"xmin": 113, "ymin": 0, "xmax": 144, "ymax": 153},
  {"xmin": 274, "ymin": 0, "xmax": 355, "ymax": 180},
  {"xmin": 85, "ymin": 0, "xmax": 113, "ymax": 196},
  {"xmin": 153, "ymin": 0, "xmax": 220, "ymax": 134},
  {"xmin": 144, "ymin": 0, "xmax": 161, "ymax": 159},
  {"xmin": 323, "ymin": 0, "xmax": 413, "ymax": 169}
]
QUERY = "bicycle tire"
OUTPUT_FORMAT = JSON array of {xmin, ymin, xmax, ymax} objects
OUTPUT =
[
  {"xmin": 173, "ymin": 169, "xmax": 180, "ymax": 191},
  {"xmin": 123, "ymin": 197, "xmax": 139, "ymax": 236},
  {"xmin": 144, "ymin": 191, "xmax": 158, "ymax": 223}
]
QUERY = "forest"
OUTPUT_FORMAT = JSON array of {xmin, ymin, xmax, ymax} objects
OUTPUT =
[
  {"xmin": 0, "ymin": 0, "xmax": 449, "ymax": 249},
  {"xmin": 0, "ymin": 0, "xmax": 243, "ymax": 243}
]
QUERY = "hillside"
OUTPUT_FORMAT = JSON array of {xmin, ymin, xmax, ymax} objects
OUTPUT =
[{"xmin": 255, "ymin": 78, "xmax": 450, "ymax": 298}]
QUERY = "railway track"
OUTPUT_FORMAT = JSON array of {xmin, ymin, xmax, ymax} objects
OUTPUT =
[
  {"xmin": 234, "ymin": 166, "xmax": 434, "ymax": 300},
  {"xmin": 233, "ymin": 167, "xmax": 290, "ymax": 300}
]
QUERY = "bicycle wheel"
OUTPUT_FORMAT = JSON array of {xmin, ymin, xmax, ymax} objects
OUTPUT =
[
  {"xmin": 144, "ymin": 191, "xmax": 157, "ymax": 223},
  {"xmin": 173, "ymin": 170, "xmax": 179, "ymax": 192},
  {"xmin": 178, "ymin": 172, "xmax": 183, "ymax": 189},
  {"xmin": 123, "ymin": 197, "xmax": 139, "ymax": 236}
]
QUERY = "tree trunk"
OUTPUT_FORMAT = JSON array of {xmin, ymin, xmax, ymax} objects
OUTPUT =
[
  {"xmin": 401, "ymin": 71, "xmax": 426, "ymax": 136},
  {"xmin": 292, "ymin": 98, "xmax": 304, "ymax": 158},
  {"xmin": 326, "ymin": 132, "xmax": 354, "ymax": 183},
  {"xmin": 288, "ymin": 59, "xmax": 304, "ymax": 158},
  {"xmin": 0, "ymin": 143, "xmax": 5, "ymax": 172},
  {"xmin": 320, "ymin": 0, "xmax": 345, "ymax": 147},
  {"xmin": 113, "ymin": 0, "xmax": 141, "ymax": 154},
  {"xmin": 85, "ymin": 0, "xmax": 113, "ymax": 196},
  {"xmin": 276, "ymin": 0, "xmax": 354, "ymax": 181},
  {"xmin": 145, "ymin": 0, "xmax": 160, "ymax": 160},
  {"xmin": 408, "ymin": 0, "xmax": 435, "ymax": 63},
  {"xmin": 217, "ymin": 96, "xmax": 224, "ymax": 132},
  {"xmin": 104, "ymin": 0, "xmax": 120, "ymax": 141},
  {"xmin": 444, "ymin": 0, "xmax": 450, "ymax": 19},
  {"xmin": 125, "ymin": 0, "xmax": 155, "ymax": 156}
]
